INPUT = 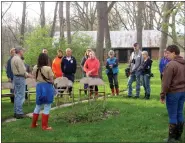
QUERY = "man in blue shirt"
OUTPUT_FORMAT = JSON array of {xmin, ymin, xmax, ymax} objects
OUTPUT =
[
  {"xmin": 159, "ymin": 49, "xmax": 170, "ymax": 80},
  {"xmin": 6, "ymin": 48, "xmax": 15, "ymax": 103}
]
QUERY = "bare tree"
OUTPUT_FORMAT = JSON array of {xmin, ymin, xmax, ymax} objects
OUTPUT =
[
  {"xmin": 136, "ymin": 1, "xmax": 144, "ymax": 48},
  {"xmin": 72, "ymin": 2, "xmax": 97, "ymax": 31},
  {"xmin": 96, "ymin": 2, "xmax": 106, "ymax": 77},
  {"xmin": 40, "ymin": 2, "xmax": 45, "ymax": 28},
  {"xmin": 159, "ymin": 2, "xmax": 173, "ymax": 58},
  {"xmin": 59, "ymin": 2, "xmax": 64, "ymax": 40},
  {"xmin": 50, "ymin": 2, "xmax": 58, "ymax": 38},
  {"xmin": 66, "ymin": 2, "xmax": 71, "ymax": 44},
  {"xmin": 20, "ymin": 2, "xmax": 26, "ymax": 46},
  {"xmin": 2, "ymin": 2, "xmax": 13, "ymax": 18}
]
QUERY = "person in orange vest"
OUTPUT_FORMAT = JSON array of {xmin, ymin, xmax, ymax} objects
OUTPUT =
[{"xmin": 52, "ymin": 49, "xmax": 63, "ymax": 78}]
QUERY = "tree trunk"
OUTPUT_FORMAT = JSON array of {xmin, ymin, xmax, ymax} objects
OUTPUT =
[
  {"xmin": 96, "ymin": 2, "xmax": 106, "ymax": 78},
  {"xmin": 50, "ymin": 2, "xmax": 58, "ymax": 38},
  {"xmin": 66, "ymin": 2, "xmax": 71, "ymax": 44},
  {"xmin": 149, "ymin": 2, "xmax": 154, "ymax": 30},
  {"xmin": 104, "ymin": 2, "xmax": 111, "ymax": 55},
  {"xmin": 159, "ymin": 2, "xmax": 173, "ymax": 58},
  {"xmin": 136, "ymin": 1, "xmax": 144, "ymax": 48},
  {"xmin": 20, "ymin": 2, "xmax": 26, "ymax": 46},
  {"xmin": 171, "ymin": 10, "xmax": 177, "ymax": 44},
  {"xmin": 40, "ymin": 2, "xmax": 45, "ymax": 28},
  {"xmin": 59, "ymin": 2, "xmax": 64, "ymax": 41}
]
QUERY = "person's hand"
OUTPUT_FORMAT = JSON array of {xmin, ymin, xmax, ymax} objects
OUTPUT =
[
  {"xmin": 27, "ymin": 74, "xmax": 34, "ymax": 78},
  {"xmin": 160, "ymin": 98, "xmax": 165, "ymax": 104},
  {"xmin": 86, "ymin": 71, "xmax": 91, "ymax": 77},
  {"xmin": 8, "ymin": 78, "xmax": 11, "ymax": 82},
  {"xmin": 162, "ymin": 72, "xmax": 164, "ymax": 75},
  {"xmin": 109, "ymin": 65, "xmax": 113, "ymax": 68}
]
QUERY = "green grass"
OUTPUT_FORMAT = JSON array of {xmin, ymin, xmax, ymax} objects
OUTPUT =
[{"xmin": 1, "ymin": 61, "xmax": 185, "ymax": 142}]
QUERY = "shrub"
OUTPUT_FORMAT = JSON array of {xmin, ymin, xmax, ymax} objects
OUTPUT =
[{"xmin": 53, "ymin": 102, "xmax": 119, "ymax": 124}]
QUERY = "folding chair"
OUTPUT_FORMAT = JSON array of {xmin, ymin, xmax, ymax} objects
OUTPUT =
[
  {"xmin": 25, "ymin": 78, "xmax": 37, "ymax": 105},
  {"xmin": 54, "ymin": 77, "xmax": 74, "ymax": 106},
  {"xmin": 88, "ymin": 78, "xmax": 106, "ymax": 102},
  {"xmin": 1, "ymin": 82, "xmax": 14, "ymax": 98},
  {"xmin": 78, "ymin": 77, "xmax": 91, "ymax": 101}
]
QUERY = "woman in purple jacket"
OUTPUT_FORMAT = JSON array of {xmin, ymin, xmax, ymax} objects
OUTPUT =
[{"xmin": 159, "ymin": 49, "xmax": 170, "ymax": 80}]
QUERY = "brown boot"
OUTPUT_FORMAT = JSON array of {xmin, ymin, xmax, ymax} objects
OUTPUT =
[
  {"xmin": 176, "ymin": 122, "xmax": 184, "ymax": 141},
  {"xmin": 115, "ymin": 88, "xmax": 119, "ymax": 96},
  {"xmin": 111, "ymin": 88, "xmax": 115, "ymax": 96},
  {"xmin": 31, "ymin": 113, "xmax": 39, "ymax": 128},
  {"xmin": 42, "ymin": 113, "xmax": 52, "ymax": 130}
]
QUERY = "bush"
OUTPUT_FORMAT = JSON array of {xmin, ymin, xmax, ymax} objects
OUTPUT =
[{"xmin": 53, "ymin": 102, "xmax": 119, "ymax": 124}]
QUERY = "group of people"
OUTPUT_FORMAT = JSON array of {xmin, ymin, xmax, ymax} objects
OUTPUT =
[{"xmin": 5, "ymin": 43, "xmax": 185, "ymax": 142}]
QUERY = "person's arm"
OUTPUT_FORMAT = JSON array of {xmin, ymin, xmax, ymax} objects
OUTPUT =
[
  {"xmin": 113, "ymin": 58, "xmax": 118, "ymax": 68},
  {"xmin": 73, "ymin": 57, "xmax": 77, "ymax": 74},
  {"xmin": 106, "ymin": 60, "xmax": 110, "ymax": 69},
  {"xmin": 48, "ymin": 67, "xmax": 54, "ymax": 83},
  {"xmin": 6, "ymin": 59, "xmax": 11, "ymax": 79},
  {"xmin": 61, "ymin": 58, "xmax": 65, "ymax": 74},
  {"xmin": 160, "ymin": 63, "xmax": 174, "ymax": 100},
  {"xmin": 159, "ymin": 58, "xmax": 163, "ymax": 74},
  {"xmin": 83, "ymin": 60, "xmax": 88, "ymax": 73},
  {"xmin": 52, "ymin": 59, "xmax": 57, "ymax": 77}
]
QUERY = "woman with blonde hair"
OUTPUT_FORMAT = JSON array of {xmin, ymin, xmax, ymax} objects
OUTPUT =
[
  {"xmin": 80, "ymin": 48, "xmax": 92, "ymax": 94},
  {"xmin": 106, "ymin": 50, "xmax": 119, "ymax": 96},
  {"xmin": 84, "ymin": 51, "xmax": 100, "ymax": 97}
]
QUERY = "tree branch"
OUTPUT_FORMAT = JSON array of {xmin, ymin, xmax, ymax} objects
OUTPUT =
[{"xmin": 2, "ymin": 2, "xmax": 13, "ymax": 18}]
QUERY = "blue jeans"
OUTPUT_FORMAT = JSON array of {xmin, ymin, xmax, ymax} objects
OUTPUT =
[
  {"xmin": 128, "ymin": 71, "xmax": 141, "ymax": 97},
  {"xmin": 13, "ymin": 76, "xmax": 26, "ymax": 114},
  {"xmin": 166, "ymin": 92, "xmax": 185, "ymax": 124},
  {"xmin": 142, "ymin": 74, "xmax": 151, "ymax": 95},
  {"xmin": 34, "ymin": 104, "xmax": 51, "ymax": 115}
]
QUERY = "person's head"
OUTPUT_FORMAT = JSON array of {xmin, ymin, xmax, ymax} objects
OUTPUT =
[
  {"xmin": 42, "ymin": 48, "xmax": 48, "ymax": 54},
  {"xmin": 89, "ymin": 51, "xmax": 96, "ymax": 59},
  {"xmin": 85, "ymin": 48, "xmax": 92, "ymax": 57},
  {"xmin": 142, "ymin": 51, "xmax": 149, "ymax": 60},
  {"xmin": 57, "ymin": 49, "xmax": 63, "ymax": 58},
  {"xmin": 10, "ymin": 48, "xmax": 15, "ymax": 56},
  {"xmin": 37, "ymin": 53, "xmax": 49, "ymax": 68},
  {"xmin": 108, "ymin": 50, "xmax": 115, "ymax": 58},
  {"xmin": 166, "ymin": 45, "xmax": 180, "ymax": 60},
  {"xmin": 66, "ymin": 48, "xmax": 72, "ymax": 57},
  {"xmin": 15, "ymin": 48, "xmax": 24, "ymax": 58},
  {"xmin": 133, "ymin": 43, "xmax": 140, "ymax": 51},
  {"xmin": 163, "ymin": 49, "xmax": 168, "ymax": 58}
]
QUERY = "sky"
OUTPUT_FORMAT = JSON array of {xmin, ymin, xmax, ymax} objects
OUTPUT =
[
  {"xmin": 2, "ymin": 1, "xmax": 185, "ymax": 34},
  {"xmin": 2, "ymin": 2, "xmax": 63, "ymax": 25}
]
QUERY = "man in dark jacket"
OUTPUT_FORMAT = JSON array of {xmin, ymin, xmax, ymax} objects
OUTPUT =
[
  {"xmin": 160, "ymin": 45, "xmax": 185, "ymax": 142},
  {"xmin": 140, "ymin": 51, "xmax": 153, "ymax": 99},
  {"xmin": 6, "ymin": 48, "xmax": 15, "ymax": 103},
  {"xmin": 61, "ymin": 48, "xmax": 77, "ymax": 95}
]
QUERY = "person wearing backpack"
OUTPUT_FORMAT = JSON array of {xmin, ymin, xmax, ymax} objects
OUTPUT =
[
  {"xmin": 128, "ymin": 43, "xmax": 143, "ymax": 98},
  {"xmin": 31, "ymin": 53, "xmax": 55, "ymax": 130}
]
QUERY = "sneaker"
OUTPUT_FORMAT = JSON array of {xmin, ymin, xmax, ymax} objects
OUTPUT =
[
  {"xmin": 134, "ymin": 96, "xmax": 140, "ymax": 99},
  {"xmin": 16, "ymin": 114, "xmax": 26, "ymax": 119}
]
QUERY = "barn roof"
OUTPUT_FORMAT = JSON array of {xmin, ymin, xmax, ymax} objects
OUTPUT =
[{"xmin": 54, "ymin": 30, "xmax": 161, "ymax": 48}]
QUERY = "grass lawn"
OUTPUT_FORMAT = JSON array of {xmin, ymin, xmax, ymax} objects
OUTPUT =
[{"xmin": 1, "ymin": 61, "xmax": 185, "ymax": 142}]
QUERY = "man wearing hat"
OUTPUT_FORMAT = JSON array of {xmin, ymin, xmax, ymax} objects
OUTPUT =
[
  {"xmin": 6, "ymin": 48, "xmax": 16, "ymax": 103},
  {"xmin": 11, "ymin": 48, "xmax": 33, "ymax": 119}
]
